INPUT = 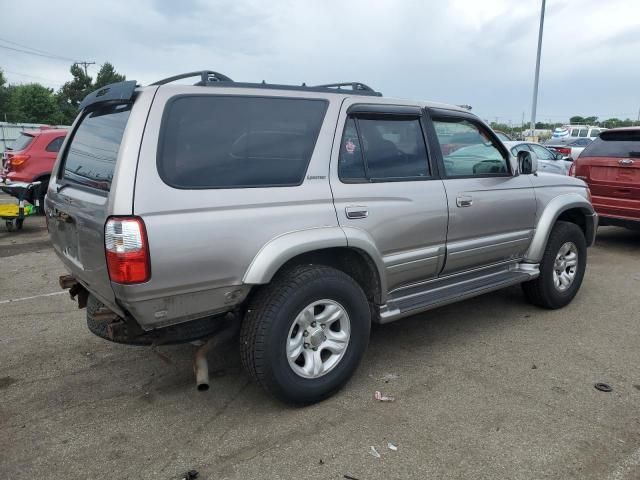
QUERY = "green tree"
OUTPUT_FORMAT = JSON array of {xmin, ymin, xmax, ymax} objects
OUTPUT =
[
  {"xmin": 56, "ymin": 63, "xmax": 93, "ymax": 124},
  {"xmin": 569, "ymin": 116, "xmax": 585, "ymax": 124},
  {"xmin": 94, "ymin": 62, "xmax": 126, "ymax": 89},
  {"xmin": 6, "ymin": 83, "xmax": 63, "ymax": 124},
  {"xmin": 0, "ymin": 68, "xmax": 9, "ymax": 119}
]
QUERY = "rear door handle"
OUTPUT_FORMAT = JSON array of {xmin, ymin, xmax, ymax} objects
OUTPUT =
[
  {"xmin": 456, "ymin": 196, "xmax": 473, "ymax": 207},
  {"xmin": 345, "ymin": 206, "xmax": 368, "ymax": 219}
]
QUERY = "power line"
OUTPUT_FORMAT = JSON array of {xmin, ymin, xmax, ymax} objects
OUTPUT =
[
  {"xmin": 1, "ymin": 68, "xmax": 64, "ymax": 87},
  {"xmin": 0, "ymin": 44, "xmax": 78, "ymax": 62},
  {"xmin": 0, "ymin": 36, "xmax": 77, "ymax": 62}
]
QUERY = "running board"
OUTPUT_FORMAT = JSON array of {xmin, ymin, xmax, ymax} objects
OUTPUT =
[{"xmin": 377, "ymin": 263, "xmax": 539, "ymax": 324}]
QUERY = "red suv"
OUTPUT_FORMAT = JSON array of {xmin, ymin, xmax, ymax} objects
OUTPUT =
[
  {"xmin": 571, "ymin": 128, "xmax": 640, "ymax": 230},
  {"xmin": 1, "ymin": 128, "xmax": 68, "ymax": 209}
]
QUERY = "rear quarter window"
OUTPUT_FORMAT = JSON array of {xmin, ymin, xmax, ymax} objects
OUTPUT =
[
  {"xmin": 157, "ymin": 95, "xmax": 328, "ymax": 189},
  {"xmin": 580, "ymin": 131, "xmax": 640, "ymax": 158}
]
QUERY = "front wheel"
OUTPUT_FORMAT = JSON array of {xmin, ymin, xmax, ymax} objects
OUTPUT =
[
  {"xmin": 522, "ymin": 221, "xmax": 587, "ymax": 309},
  {"xmin": 240, "ymin": 265, "xmax": 371, "ymax": 404}
]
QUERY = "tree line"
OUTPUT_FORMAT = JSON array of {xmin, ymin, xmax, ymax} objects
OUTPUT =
[
  {"xmin": 490, "ymin": 115, "xmax": 638, "ymax": 137},
  {"xmin": 0, "ymin": 63, "xmax": 125, "ymax": 125}
]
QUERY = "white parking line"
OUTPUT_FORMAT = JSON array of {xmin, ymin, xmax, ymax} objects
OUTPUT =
[
  {"xmin": 607, "ymin": 446, "xmax": 640, "ymax": 480},
  {"xmin": 0, "ymin": 291, "xmax": 67, "ymax": 305}
]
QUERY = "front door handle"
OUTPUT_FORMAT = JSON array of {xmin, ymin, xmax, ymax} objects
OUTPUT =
[
  {"xmin": 456, "ymin": 196, "xmax": 473, "ymax": 208},
  {"xmin": 345, "ymin": 206, "xmax": 369, "ymax": 219}
]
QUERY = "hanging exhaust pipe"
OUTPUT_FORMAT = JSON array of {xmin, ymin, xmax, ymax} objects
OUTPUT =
[{"xmin": 192, "ymin": 316, "xmax": 240, "ymax": 392}]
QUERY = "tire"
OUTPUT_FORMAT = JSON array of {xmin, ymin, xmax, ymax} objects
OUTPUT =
[
  {"xmin": 522, "ymin": 221, "xmax": 587, "ymax": 309},
  {"xmin": 240, "ymin": 265, "xmax": 371, "ymax": 404}
]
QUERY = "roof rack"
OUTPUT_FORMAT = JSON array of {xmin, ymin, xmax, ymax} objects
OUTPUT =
[
  {"xmin": 149, "ymin": 71, "xmax": 382, "ymax": 96},
  {"xmin": 151, "ymin": 70, "xmax": 233, "ymax": 86}
]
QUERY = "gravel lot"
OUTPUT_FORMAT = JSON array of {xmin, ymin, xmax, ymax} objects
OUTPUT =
[{"xmin": 1, "ymin": 211, "xmax": 639, "ymax": 480}]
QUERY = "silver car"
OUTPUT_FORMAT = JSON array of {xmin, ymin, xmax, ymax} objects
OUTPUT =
[
  {"xmin": 46, "ymin": 71, "xmax": 597, "ymax": 403},
  {"xmin": 504, "ymin": 141, "xmax": 573, "ymax": 175}
]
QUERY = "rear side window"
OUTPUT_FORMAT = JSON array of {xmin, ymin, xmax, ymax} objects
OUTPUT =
[
  {"xmin": 578, "ymin": 129, "xmax": 588, "ymax": 137},
  {"xmin": 338, "ymin": 115, "xmax": 430, "ymax": 182},
  {"xmin": 158, "ymin": 96, "xmax": 328, "ymax": 188},
  {"xmin": 581, "ymin": 130, "xmax": 640, "ymax": 158},
  {"xmin": 46, "ymin": 136, "xmax": 65, "ymax": 152},
  {"xmin": 62, "ymin": 104, "xmax": 131, "ymax": 191},
  {"xmin": 10, "ymin": 133, "xmax": 34, "ymax": 151}
]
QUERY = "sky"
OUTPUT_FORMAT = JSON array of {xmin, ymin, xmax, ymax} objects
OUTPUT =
[{"xmin": 1, "ymin": 0, "xmax": 639, "ymax": 125}]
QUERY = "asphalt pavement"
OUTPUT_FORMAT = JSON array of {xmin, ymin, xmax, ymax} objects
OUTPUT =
[{"xmin": 1, "ymin": 212, "xmax": 639, "ymax": 480}]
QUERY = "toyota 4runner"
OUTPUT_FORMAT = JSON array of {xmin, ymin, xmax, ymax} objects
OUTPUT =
[{"xmin": 46, "ymin": 71, "xmax": 597, "ymax": 404}]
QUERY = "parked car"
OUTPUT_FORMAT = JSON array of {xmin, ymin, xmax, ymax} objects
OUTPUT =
[
  {"xmin": 503, "ymin": 141, "xmax": 572, "ymax": 175},
  {"xmin": 545, "ymin": 137, "xmax": 593, "ymax": 160},
  {"xmin": 1, "ymin": 127, "xmax": 68, "ymax": 210},
  {"xmin": 46, "ymin": 72, "xmax": 597, "ymax": 404},
  {"xmin": 551, "ymin": 125, "xmax": 604, "ymax": 140},
  {"xmin": 571, "ymin": 128, "xmax": 640, "ymax": 230}
]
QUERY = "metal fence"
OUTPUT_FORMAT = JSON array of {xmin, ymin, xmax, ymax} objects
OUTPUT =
[{"xmin": 0, "ymin": 121, "xmax": 70, "ymax": 153}]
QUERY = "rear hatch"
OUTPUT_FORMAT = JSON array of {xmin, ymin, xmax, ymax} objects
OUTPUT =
[
  {"xmin": 46, "ymin": 87, "xmax": 139, "ymax": 312},
  {"xmin": 575, "ymin": 129, "xmax": 640, "ymax": 220},
  {"xmin": 2, "ymin": 132, "xmax": 36, "ymax": 173}
]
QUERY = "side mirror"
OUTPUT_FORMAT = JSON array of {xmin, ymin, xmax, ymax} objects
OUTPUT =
[{"xmin": 517, "ymin": 150, "xmax": 538, "ymax": 175}]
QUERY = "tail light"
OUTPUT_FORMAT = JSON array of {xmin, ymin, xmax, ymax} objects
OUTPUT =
[
  {"xmin": 105, "ymin": 217, "xmax": 150, "ymax": 284},
  {"xmin": 555, "ymin": 147, "xmax": 571, "ymax": 156},
  {"xmin": 9, "ymin": 154, "xmax": 30, "ymax": 168},
  {"xmin": 568, "ymin": 162, "xmax": 576, "ymax": 176}
]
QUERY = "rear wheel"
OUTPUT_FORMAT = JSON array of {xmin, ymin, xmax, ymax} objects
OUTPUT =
[
  {"xmin": 240, "ymin": 265, "xmax": 370, "ymax": 404},
  {"xmin": 522, "ymin": 221, "xmax": 587, "ymax": 309}
]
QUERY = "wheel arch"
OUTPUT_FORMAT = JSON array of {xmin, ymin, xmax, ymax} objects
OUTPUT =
[
  {"xmin": 525, "ymin": 193, "xmax": 597, "ymax": 263},
  {"xmin": 243, "ymin": 227, "xmax": 386, "ymax": 304}
]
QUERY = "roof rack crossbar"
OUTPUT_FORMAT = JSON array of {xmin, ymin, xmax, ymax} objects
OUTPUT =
[
  {"xmin": 313, "ymin": 82, "xmax": 376, "ymax": 92},
  {"xmin": 151, "ymin": 70, "xmax": 233, "ymax": 86}
]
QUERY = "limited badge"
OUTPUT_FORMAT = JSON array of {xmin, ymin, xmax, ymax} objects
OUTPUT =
[{"xmin": 345, "ymin": 138, "xmax": 356, "ymax": 154}]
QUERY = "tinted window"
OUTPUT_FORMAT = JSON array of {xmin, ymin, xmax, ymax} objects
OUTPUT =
[
  {"xmin": 158, "ymin": 96, "xmax": 327, "ymax": 188},
  {"xmin": 578, "ymin": 129, "xmax": 588, "ymax": 137},
  {"xmin": 10, "ymin": 133, "xmax": 34, "ymax": 151},
  {"xmin": 338, "ymin": 116, "xmax": 429, "ymax": 181},
  {"xmin": 338, "ymin": 118, "xmax": 366, "ymax": 180},
  {"xmin": 580, "ymin": 131, "xmax": 640, "ymax": 158},
  {"xmin": 570, "ymin": 138, "xmax": 591, "ymax": 146},
  {"xmin": 433, "ymin": 118, "xmax": 508, "ymax": 176},
  {"xmin": 46, "ymin": 136, "xmax": 65, "ymax": 152},
  {"xmin": 589, "ymin": 129, "xmax": 601, "ymax": 137},
  {"xmin": 570, "ymin": 129, "xmax": 580, "ymax": 137},
  {"xmin": 62, "ymin": 104, "xmax": 131, "ymax": 191},
  {"xmin": 529, "ymin": 144, "xmax": 555, "ymax": 160}
]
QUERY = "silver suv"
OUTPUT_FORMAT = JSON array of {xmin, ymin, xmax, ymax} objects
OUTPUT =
[{"xmin": 46, "ymin": 71, "xmax": 597, "ymax": 404}]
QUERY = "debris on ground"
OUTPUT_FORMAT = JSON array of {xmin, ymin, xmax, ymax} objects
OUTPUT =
[
  {"xmin": 344, "ymin": 475, "xmax": 360, "ymax": 480},
  {"xmin": 381, "ymin": 373, "xmax": 399, "ymax": 383},
  {"xmin": 319, "ymin": 458, "xmax": 324, "ymax": 465},
  {"xmin": 181, "ymin": 470, "xmax": 199, "ymax": 480},
  {"xmin": 370, "ymin": 446, "xmax": 381, "ymax": 458},
  {"xmin": 374, "ymin": 390, "xmax": 395, "ymax": 402},
  {"xmin": 531, "ymin": 364, "xmax": 537, "ymax": 369},
  {"xmin": 387, "ymin": 442, "xmax": 398, "ymax": 451},
  {"xmin": 594, "ymin": 382, "xmax": 612, "ymax": 392}
]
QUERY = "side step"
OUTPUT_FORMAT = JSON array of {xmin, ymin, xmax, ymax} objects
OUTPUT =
[{"xmin": 378, "ymin": 263, "xmax": 539, "ymax": 324}]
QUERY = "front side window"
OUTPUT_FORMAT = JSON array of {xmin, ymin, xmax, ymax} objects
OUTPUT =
[
  {"xmin": 158, "ymin": 96, "xmax": 327, "ymax": 188},
  {"xmin": 432, "ymin": 117, "xmax": 509, "ymax": 177},
  {"xmin": 338, "ymin": 115, "xmax": 430, "ymax": 181}
]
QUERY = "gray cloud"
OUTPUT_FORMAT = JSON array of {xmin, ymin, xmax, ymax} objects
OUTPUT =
[{"xmin": 2, "ymin": 0, "xmax": 639, "ymax": 123}]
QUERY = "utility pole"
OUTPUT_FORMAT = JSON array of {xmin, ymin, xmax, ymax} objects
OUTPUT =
[
  {"xmin": 75, "ymin": 61, "xmax": 95, "ymax": 76},
  {"xmin": 530, "ymin": 0, "xmax": 546, "ymax": 137}
]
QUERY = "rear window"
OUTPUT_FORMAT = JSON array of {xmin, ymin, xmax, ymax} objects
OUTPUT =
[
  {"xmin": 580, "ymin": 130, "xmax": 640, "ymax": 158},
  {"xmin": 62, "ymin": 104, "xmax": 131, "ymax": 191},
  {"xmin": 10, "ymin": 133, "xmax": 34, "ymax": 151},
  {"xmin": 158, "ymin": 96, "xmax": 328, "ymax": 188}
]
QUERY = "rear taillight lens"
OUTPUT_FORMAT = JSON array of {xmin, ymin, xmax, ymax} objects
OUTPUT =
[
  {"xmin": 105, "ymin": 217, "xmax": 150, "ymax": 284},
  {"xmin": 9, "ymin": 154, "xmax": 30, "ymax": 168},
  {"xmin": 556, "ymin": 147, "xmax": 571, "ymax": 156},
  {"xmin": 568, "ymin": 162, "xmax": 576, "ymax": 176}
]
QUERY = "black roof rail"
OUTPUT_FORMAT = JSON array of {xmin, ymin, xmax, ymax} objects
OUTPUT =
[
  {"xmin": 151, "ymin": 70, "xmax": 233, "ymax": 86},
  {"xmin": 313, "ymin": 82, "xmax": 377, "ymax": 93}
]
